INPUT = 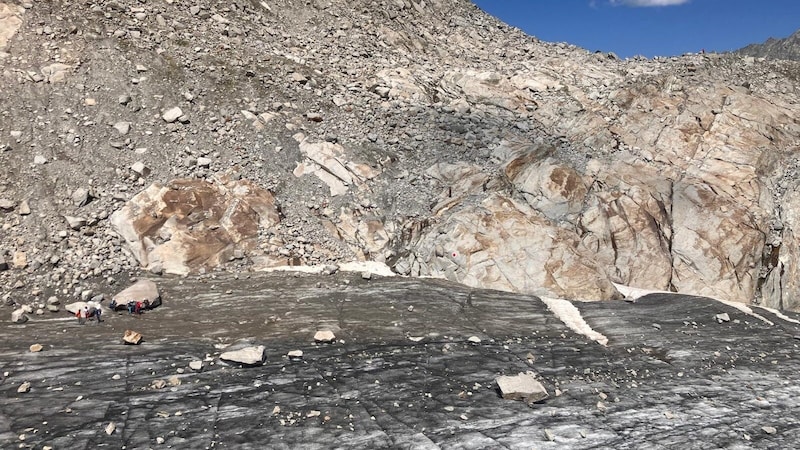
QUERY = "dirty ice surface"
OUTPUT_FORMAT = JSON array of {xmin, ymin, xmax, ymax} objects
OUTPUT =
[{"xmin": 2, "ymin": 273, "xmax": 799, "ymax": 449}]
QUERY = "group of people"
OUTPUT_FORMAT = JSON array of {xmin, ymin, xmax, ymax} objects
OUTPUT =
[
  {"xmin": 75, "ymin": 299, "xmax": 153, "ymax": 324},
  {"xmin": 75, "ymin": 304, "xmax": 101, "ymax": 325},
  {"xmin": 109, "ymin": 299, "xmax": 152, "ymax": 315}
]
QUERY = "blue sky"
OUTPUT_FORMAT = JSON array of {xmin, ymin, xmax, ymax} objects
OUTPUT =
[{"xmin": 473, "ymin": 0, "xmax": 800, "ymax": 58}]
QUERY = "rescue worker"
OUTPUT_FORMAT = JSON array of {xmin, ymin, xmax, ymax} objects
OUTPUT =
[
  {"xmin": 76, "ymin": 305, "xmax": 89, "ymax": 325},
  {"xmin": 91, "ymin": 307, "xmax": 102, "ymax": 323}
]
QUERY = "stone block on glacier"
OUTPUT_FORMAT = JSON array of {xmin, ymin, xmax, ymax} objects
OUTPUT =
[
  {"xmin": 496, "ymin": 372, "xmax": 549, "ymax": 404},
  {"xmin": 220, "ymin": 345, "xmax": 266, "ymax": 366}
]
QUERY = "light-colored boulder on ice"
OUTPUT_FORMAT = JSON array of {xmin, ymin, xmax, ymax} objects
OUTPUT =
[
  {"xmin": 112, "ymin": 280, "xmax": 161, "ymax": 309},
  {"xmin": 496, "ymin": 372, "xmax": 549, "ymax": 404},
  {"xmin": 110, "ymin": 174, "xmax": 280, "ymax": 275},
  {"xmin": 220, "ymin": 345, "xmax": 266, "ymax": 366}
]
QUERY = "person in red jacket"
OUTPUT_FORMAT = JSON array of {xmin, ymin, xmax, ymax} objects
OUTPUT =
[{"xmin": 76, "ymin": 306, "xmax": 89, "ymax": 325}]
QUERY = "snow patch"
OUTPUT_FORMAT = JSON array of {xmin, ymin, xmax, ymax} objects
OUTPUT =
[
  {"xmin": 541, "ymin": 297, "xmax": 608, "ymax": 346},
  {"xmin": 260, "ymin": 265, "xmax": 326, "ymax": 274},
  {"xmin": 259, "ymin": 261, "xmax": 396, "ymax": 277},
  {"xmin": 613, "ymin": 283, "xmax": 775, "ymax": 326},
  {"xmin": 754, "ymin": 306, "xmax": 800, "ymax": 325},
  {"xmin": 338, "ymin": 261, "xmax": 396, "ymax": 277},
  {"xmin": 613, "ymin": 283, "xmax": 673, "ymax": 300}
]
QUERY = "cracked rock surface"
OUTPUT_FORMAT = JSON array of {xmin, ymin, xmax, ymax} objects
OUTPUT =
[{"xmin": 1, "ymin": 274, "xmax": 798, "ymax": 448}]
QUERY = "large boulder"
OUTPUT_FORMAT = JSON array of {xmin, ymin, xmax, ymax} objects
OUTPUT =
[
  {"xmin": 496, "ymin": 372, "xmax": 549, "ymax": 404},
  {"xmin": 65, "ymin": 301, "xmax": 101, "ymax": 316},
  {"xmin": 12, "ymin": 251, "xmax": 26, "ymax": 269},
  {"xmin": 220, "ymin": 345, "xmax": 266, "ymax": 366},
  {"xmin": 374, "ymin": 67, "xmax": 430, "ymax": 101},
  {"xmin": 40, "ymin": 63, "xmax": 72, "ymax": 83},
  {"xmin": 110, "ymin": 176, "xmax": 280, "ymax": 275},
  {"xmin": 0, "ymin": 3, "xmax": 24, "ymax": 51},
  {"xmin": 439, "ymin": 69, "xmax": 530, "ymax": 112},
  {"xmin": 11, "ymin": 308, "xmax": 27, "ymax": 323},
  {"xmin": 112, "ymin": 280, "xmax": 161, "ymax": 309}
]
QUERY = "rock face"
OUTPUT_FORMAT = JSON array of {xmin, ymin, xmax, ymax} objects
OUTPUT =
[
  {"xmin": 397, "ymin": 57, "xmax": 799, "ymax": 306},
  {"xmin": 111, "ymin": 176, "xmax": 280, "ymax": 275},
  {"xmin": 392, "ymin": 59, "xmax": 798, "ymax": 305},
  {"xmin": 400, "ymin": 194, "xmax": 621, "ymax": 300},
  {"xmin": 1, "ymin": 0, "xmax": 800, "ymax": 310}
]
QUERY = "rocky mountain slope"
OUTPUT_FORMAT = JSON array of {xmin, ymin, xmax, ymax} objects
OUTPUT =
[
  {"xmin": 1, "ymin": 0, "xmax": 800, "ymax": 311},
  {"xmin": 737, "ymin": 29, "xmax": 800, "ymax": 61}
]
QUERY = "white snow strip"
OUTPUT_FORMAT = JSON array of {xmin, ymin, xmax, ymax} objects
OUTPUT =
[
  {"xmin": 259, "ymin": 261, "xmax": 396, "ymax": 277},
  {"xmin": 754, "ymin": 306, "xmax": 800, "ymax": 325},
  {"xmin": 613, "ymin": 283, "xmax": 673, "ymax": 299},
  {"xmin": 338, "ymin": 261, "xmax": 396, "ymax": 277},
  {"xmin": 541, "ymin": 297, "xmax": 608, "ymax": 346},
  {"xmin": 260, "ymin": 265, "xmax": 325, "ymax": 274},
  {"xmin": 613, "ymin": 283, "xmax": 775, "ymax": 326}
]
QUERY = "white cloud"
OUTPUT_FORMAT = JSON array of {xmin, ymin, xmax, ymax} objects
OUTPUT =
[{"xmin": 610, "ymin": 0, "xmax": 690, "ymax": 6}]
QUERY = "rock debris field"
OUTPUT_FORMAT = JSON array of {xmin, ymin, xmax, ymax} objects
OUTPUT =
[
  {"xmin": 3, "ymin": 0, "xmax": 800, "ymax": 312},
  {"xmin": 1, "ymin": 273, "xmax": 799, "ymax": 449}
]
